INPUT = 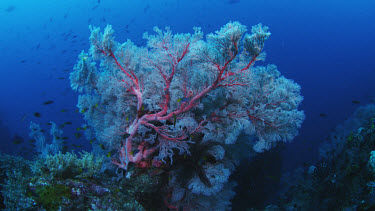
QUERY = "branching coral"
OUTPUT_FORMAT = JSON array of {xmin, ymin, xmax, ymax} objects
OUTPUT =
[{"xmin": 70, "ymin": 21, "xmax": 304, "ymax": 209}]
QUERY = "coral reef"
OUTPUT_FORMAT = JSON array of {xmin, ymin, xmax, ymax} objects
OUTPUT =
[
  {"xmin": 68, "ymin": 21, "xmax": 304, "ymax": 209},
  {"xmin": 276, "ymin": 104, "xmax": 375, "ymax": 210},
  {"xmin": 0, "ymin": 152, "xmax": 157, "ymax": 210}
]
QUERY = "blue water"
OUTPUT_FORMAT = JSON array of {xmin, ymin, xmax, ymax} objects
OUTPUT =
[{"xmin": 0, "ymin": 0, "xmax": 374, "ymax": 207}]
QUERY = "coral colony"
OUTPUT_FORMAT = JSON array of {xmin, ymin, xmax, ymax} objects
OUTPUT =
[
  {"xmin": 1, "ymin": 21, "xmax": 304, "ymax": 210},
  {"xmin": 69, "ymin": 21, "xmax": 304, "ymax": 208}
]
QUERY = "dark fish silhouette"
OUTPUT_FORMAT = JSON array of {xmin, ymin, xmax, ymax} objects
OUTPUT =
[
  {"xmin": 12, "ymin": 135, "xmax": 24, "ymax": 144},
  {"xmin": 352, "ymin": 100, "xmax": 360, "ymax": 104},
  {"xmin": 21, "ymin": 114, "xmax": 27, "ymax": 122},
  {"xmin": 5, "ymin": 6, "xmax": 15, "ymax": 12},
  {"xmin": 144, "ymin": 5, "xmax": 150, "ymax": 13},
  {"xmin": 42, "ymin": 100, "xmax": 54, "ymax": 105},
  {"xmin": 75, "ymin": 132, "xmax": 82, "ymax": 139},
  {"xmin": 228, "ymin": 0, "xmax": 240, "ymax": 4}
]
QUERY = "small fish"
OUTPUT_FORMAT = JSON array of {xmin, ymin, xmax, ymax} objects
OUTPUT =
[
  {"xmin": 89, "ymin": 138, "xmax": 96, "ymax": 144},
  {"xmin": 20, "ymin": 114, "xmax": 27, "ymax": 122},
  {"xmin": 64, "ymin": 122, "xmax": 72, "ymax": 125},
  {"xmin": 107, "ymin": 152, "xmax": 111, "ymax": 157},
  {"xmin": 34, "ymin": 112, "xmax": 42, "ymax": 117},
  {"xmin": 46, "ymin": 122, "xmax": 52, "ymax": 126},
  {"xmin": 61, "ymin": 109, "xmax": 68, "ymax": 112},
  {"xmin": 150, "ymin": 169, "xmax": 165, "ymax": 176},
  {"xmin": 57, "ymin": 77, "xmax": 65, "ymax": 80},
  {"xmin": 29, "ymin": 139, "xmax": 36, "ymax": 143},
  {"xmin": 42, "ymin": 100, "xmax": 54, "ymax": 105},
  {"xmin": 76, "ymin": 127, "xmax": 81, "ymax": 131},
  {"xmin": 319, "ymin": 113, "xmax": 327, "ymax": 117},
  {"xmin": 12, "ymin": 136, "xmax": 24, "ymax": 145},
  {"xmin": 5, "ymin": 6, "xmax": 15, "ymax": 12},
  {"xmin": 122, "ymin": 133, "xmax": 130, "ymax": 139},
  {"xmin": 173, "ymin": 113, "xmax": 177, "ymax": 127},
  {"xmin": 132, "ymin": 149, "xmax": 140, "ymax": 154},
  {"xmin": 99, "ymin": 144, "xmax": 106, "ymax": 150},
  {"xmin": 40, "ymin": 129, "xmax": 46, "ymax": 132},
  {"xmin": 20, "ymin": 59, "xmax": 26, "ymax": 63},
  {"xmin": 95, "ymin": 103, "xmax": 98, "ymax": 107},
  {"xmin": 352, "ymin": 100, "xmax": 360, "ymax": 104},
  {"xmin": 61, "ymin": 137, "xmax": 69, "ymax": 140},
  {"xmin": 177, "ymin": 97, "xmax": 189, "ymax": 103},
  {"xmin": 228, "ymin": 0, "xmax": 240, "ymax": 4},
  {"xmin": 62, "ymin": 145, "xmax": 69, "ymax": 151},
  {"xmin": 143, "ymin": 5, "xmax": 150, "ymax": 13},
  {"xmin": 72, "ymin": 144, "xmax": 83, "ymax": 148},
  {"xmin": 74, "ymin": 132, "xmax": 82, "ymax": 139},
  {"xmin": 126, "ymin": 116, "xmax": 129, "ymax": 121}
]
